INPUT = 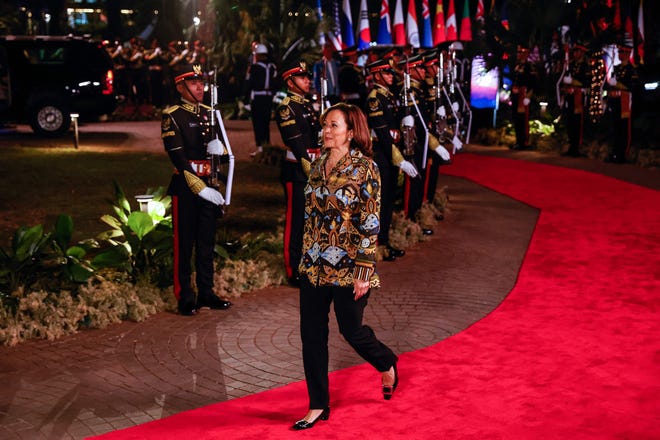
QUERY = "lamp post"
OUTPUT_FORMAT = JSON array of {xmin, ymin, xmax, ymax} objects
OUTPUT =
[{"xmin": 135, "ymin": 195, "xmax": 154, "ymax": 213}]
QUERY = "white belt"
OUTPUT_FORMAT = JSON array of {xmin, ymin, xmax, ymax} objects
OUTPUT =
[{"xmin": 285, "ymin": 149, "xmax": 321, "ymax": 162}]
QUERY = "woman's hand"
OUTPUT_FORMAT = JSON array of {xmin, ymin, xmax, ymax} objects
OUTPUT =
[{"xmin": 353, "ymin": 279, "xmax": 370, "ymax": 300}]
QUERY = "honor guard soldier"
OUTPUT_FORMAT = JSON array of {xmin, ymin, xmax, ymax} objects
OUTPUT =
[
  {"xmin": 365, "ymin": 59, "xmax": 417, "ymax": 261},
  {"xmin": 398, "ymin": 54, "xmax": 444, "ymax": 235},
  {"xmin": 560, "ymin": 42, "xmax": 591, "ymax": 157},
  {"xmin": 162, "ymin": 63, "xmax": 232, "ymax": 316},
  {"xmin": 605, "ymin": 43, "xmax": 638, "ymax": 164},
  {"xmin": 511, "ymin": 45, "xmax": 536, "ymax": 150},
  {"xmin": 244, "ymin": 43, "xmax": 278, "ymax": 157},
  {"xmin": 421, "ymin": 50, "xmax": 452, "ymax": 209},
  {"xmin": 338, "ymin": 46, "xmax": 367, "ymax": 107},
  {"xmin": 275, "ymin": 60, "xmax": 321, "ymax": 286}
]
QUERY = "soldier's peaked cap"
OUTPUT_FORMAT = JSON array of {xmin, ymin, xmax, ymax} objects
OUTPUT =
[
  {"xmin": 281, "ymin": 60, "xmax": 312, "ymax": 80},
  {"xmin": 398, "ymin": 54, "xmax": 424, "ymax": 68},
  {"xmin": 367, "ymin": 59, "xmax": 396, "ymax": 74},
  {"xmin": 174, "ymin": 64, "xmax": 204, "ymax": 83}
]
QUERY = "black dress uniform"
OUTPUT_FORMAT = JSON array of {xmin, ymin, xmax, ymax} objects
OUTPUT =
[
  {"xmin": 275, "ymin": 61, "xmax": 321, "ymax": 283},
  {"xmin": 338, "ymin": 47, "xmax": 367, "ymax": 108},
  {"xmin": 162, "ymin": 64, "xmax": 231, "ymax": 315},
  {"xmin": 365, "ymin": 60, "xmax": 405, "ymax": 260},
  {"xmin": 561, "ymin": 44, "xmax": 591, "ymax": 157},
  {"xmin": 605, "ymin": 46, "xmax": 638, "ymax": 164},
  {"xmin": 511, "ymin": 47, "xmax": 535, "ymax": 150},
  {"xmin": 398, "ymin": 56, "xmax": 431, "ymax": 228},
  {"xmin": 244, "ymin": 49, "xmax": 277, "ymax": 150}
]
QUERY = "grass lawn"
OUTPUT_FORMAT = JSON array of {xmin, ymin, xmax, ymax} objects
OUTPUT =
[{"xmin": 0, "ymin": 146, "xmax": 284, "ymax": 246}]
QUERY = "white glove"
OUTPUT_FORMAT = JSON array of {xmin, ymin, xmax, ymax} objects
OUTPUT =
[
  {"xmin": 452, "ymin": 102, "xmax": 460, "ymax": 112},
  {"xmin": 562, "ymin": 74, "xmax": 573, "ymax": 84},
  {"xmin": 207, "ymin": 138, "xmax": 225, "ymax": 155},
  {"xmin": 399, "ymin": 160, "xmax": 419, "ymax": 178},
  {"xmin": 401, "ymin": 115, "xmax": 414, "ymax": 127},
  {"xmin": 199, "ymin": 187, "xmax": 225, "ymax": 205},
  {"xmin": 452, "ymin": 135, "xmax": 463, "ymax": 151},
  {"xmin": 433, "ymin": 145, "xmax": 451, "ymax": 161},
  {"xmin": 243, "ymin": 103, "xmax": 252, "ymax": 112},
  {"xmin": 437, "ymin": 106, "xmax": 446, "ymax": 118},
  {"xmin": 523, "ymin": 97, "xmax": 531, "ymax": 106},
  {"xmin": 608, "ymin": 76, "xmax": 618, "ymax": 86}
]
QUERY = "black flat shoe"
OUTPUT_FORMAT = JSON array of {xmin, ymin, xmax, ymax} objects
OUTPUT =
[
  {"xmin": 422, "ymin": 228, "xmax": 434, "ymax": 236},
  {"xmin": 383, "ymin": 364, "xmax": 399, "ymax": 400},
  {"xmin": 387, "ymin": 246, "xmax": 405, "ymax": 258},
  {"xmin": 197, "ymin": 296, "xmax": 232, "ymax": 310},
  {"xmin": 291, "ymin": 407, "xmax": 330, "ymax": 430},
  {"xmin": 177, "ymin": 300, "xmax": 197, "ymax": 316}
]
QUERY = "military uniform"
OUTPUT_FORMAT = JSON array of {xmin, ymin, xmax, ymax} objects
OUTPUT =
[
  {"xmin": 605, "ymin": 46, "xmax": 638, "ymax": 164},
  {"xmin": 366, "ymin": 76, "xmax": 402, "ymax": 259},
  {"xmin": 275, "ymin": 61, "xmax": 320, "ymax": 282},
  {"xmin": 561, "ymin": 44, "xmax": 591, "ymax": 157},
  {"xmin": 244, "ymin": 49, "xmax": 277, "ymax": 150},
  {"xmin": 398, "ymin": 56, "xmax": 431, "ymax": 226},
  {"xmin": 162, "ymin": 64, "xmax": 231, "ymax": 315},
  {"xmin": 338, "ymin": 47, "xmax": 367, "ymax": 107},
  {"xmin": 511, "ymin": 47, "xmax": 535, "ymax": 150}
]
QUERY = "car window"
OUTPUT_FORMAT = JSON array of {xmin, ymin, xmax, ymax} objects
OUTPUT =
[{"xmin": 22, "ymin": 46, "xmax": 66, "ymax": 65}]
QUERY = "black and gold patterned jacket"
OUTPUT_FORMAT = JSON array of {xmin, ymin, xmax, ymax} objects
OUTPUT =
[{"xmin": 299, "ymin": 148, "xmax": 381, "ymax": 288}]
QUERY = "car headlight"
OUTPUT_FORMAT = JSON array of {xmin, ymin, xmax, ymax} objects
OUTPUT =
[{"xmin": 644, "ymin": 81, "xmax": 659, "ymax": 91}]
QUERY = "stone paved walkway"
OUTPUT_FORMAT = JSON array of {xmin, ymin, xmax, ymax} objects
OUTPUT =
[{"xmin": 0, "ymin": 121, "xmax": 657, "ymax": 440}]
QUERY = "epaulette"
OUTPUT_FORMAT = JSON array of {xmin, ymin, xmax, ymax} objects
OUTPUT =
[
  {"xmin": 281, "ymin": 96, "xmax": 290, "ymax": 106},
  {"xmin": 368, "ymin": 89, "xmax": 379, "ymax": 99},
  {"xmin": 199, "ymin": 103, "xmax": 212, "ymax": 110},
  {"xmin": 162, "ymin": 105, "xmax": 179, "ymax": 115}
]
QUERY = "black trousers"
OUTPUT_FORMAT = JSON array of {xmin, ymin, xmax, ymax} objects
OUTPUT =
[
  {"xmin": 299, "ymin": 279, "xmax": 397, "ymax": 409},
  {"xmin": 172, "ymin": 192, "xmax": 219, "ymax": 305},
  {"xmin": 608, "ymin": 98, "xmax": 631, "ymax": 160},
  {"xmin": 282, "ymin": 178, "xmax": 305, "ymax": 279},
  {"xmin": 251, "ymin": 95, "xmax": 273, "ymax": 147},
  {"xmin": 375, "ymin": 160, "xmax": 397, "ymax": 247},
  {"xmin": 512, "ymin": 93, "xmax": 530, "ymax": 148},
  {"xmin": 424, "ymin": 155, "xmax": 441, "ymax": 203}
]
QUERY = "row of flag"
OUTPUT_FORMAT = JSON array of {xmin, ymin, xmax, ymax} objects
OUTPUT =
[{"xmin": 324, "ymin": 0, "xmax": 484, "ymax": 51}]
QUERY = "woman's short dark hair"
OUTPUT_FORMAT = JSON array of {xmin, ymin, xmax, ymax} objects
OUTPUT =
[{"xmin": 321, "ymin": 103, "xmax": 373, "ymax": 157}]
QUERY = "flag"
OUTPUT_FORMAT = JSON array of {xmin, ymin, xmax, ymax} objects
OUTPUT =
[
  {"xmin": 341, "ymin": 0, "xmax": 355, "ymax": 48},
  {"xmin": 459, "ymin": 0, "xmax": 472, "ymax": 41},
  {"xmin": 358, "ymin": 0, "xmax": 371, "ymax": 49},
  {"xmin": 433, "ymin": 0, "xmax": 446, "ymax": 45},
  {"xmin": 421, "ymin": 0, "xmax": 433, "ymax": 48},
  {"xmin": 316, "ymin": 0, "xmax": 326, "ymax": 47},
  {"xmin": 377, "ymin": 0, "xmax": 393, "ymax": 45},
  {"xmin": 407, "ymin": 0, "xmax": 420, "ymax": 48},
  {"xmin": 446, "ymin": 0, "xmax": 458, "ymax": 41},
  {"xmin": 393, "ymin": 0, "xmax": 406, "ymax": 46},
  {"xmin": 329, "ymin": 0, "xmax": 343, "ymax": 51},
  {"xmin": 613, "ymin": 0, "xmax": 621, "ymax": 30},
  {"xmin": 476, "ymin": 0, "xmax": 485, "ymax": 22},
  {"xmin": 500, "ymin": 0, "xmax": 510, "ymax": 31},
  {"xmin": 637, "ymin": 0, "xmax": 645, "ymax": 64}
]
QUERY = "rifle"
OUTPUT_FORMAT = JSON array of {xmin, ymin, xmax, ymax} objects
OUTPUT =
[
  {"xmin": 207, "ymin": 67, "xmax": 236, "ymax": 214},
  {"xmin": 400, "ymin": 56, "xmax": 417, "ymax": 160},
  {"xmin": 320, "ymin": 58, "xmax": 329, "ymax": 115}
]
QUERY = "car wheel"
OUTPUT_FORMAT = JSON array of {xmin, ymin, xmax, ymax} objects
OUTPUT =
[{"xmin": 29, "ymin": 100, "xmax": 71, "ymax": 137}]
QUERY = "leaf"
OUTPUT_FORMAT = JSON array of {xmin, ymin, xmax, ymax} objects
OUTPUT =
[
  {"xmin": 92, "ymin": 247, "xmax": 129, "ymax": 268},
  {"xmin": 66, "ymin": 246, "xmax": 87, "ymax": 259},
  {"xmin": 53, "ymin": 214, "xmax": 74, "ymax": 251},
  {"xmin": 100, "ymin": 215, "xmax": 122, "ymax": 230},
  {"xmin": 69, "ymin": 263, "xmax": 94, "ymax": 283},
  {"xmin": 127, "ymin": 212, "xmax": 155, "ymax": 240}
]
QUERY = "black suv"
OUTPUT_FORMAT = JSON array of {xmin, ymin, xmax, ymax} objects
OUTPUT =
[{"xmin": 0, "ymin": 35, "xmax": 116, "ymax": 136}]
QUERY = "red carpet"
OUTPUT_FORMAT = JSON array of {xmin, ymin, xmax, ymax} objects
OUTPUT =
[{"xmin": 89, "ymin": 154, "xmax": 660, "ymax": 439}]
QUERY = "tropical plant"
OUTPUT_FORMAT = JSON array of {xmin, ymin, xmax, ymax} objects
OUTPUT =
[
  {"xmin": 48, "ymin": 214, "xmax": 97, "ymax": 284},
  {"xmin": 94, "ymin": 182, "xmax": 173, "ymax": 286},
  {"xmin": 0, "ymin": 224, "xmax": 52, "ymax": 299}
]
